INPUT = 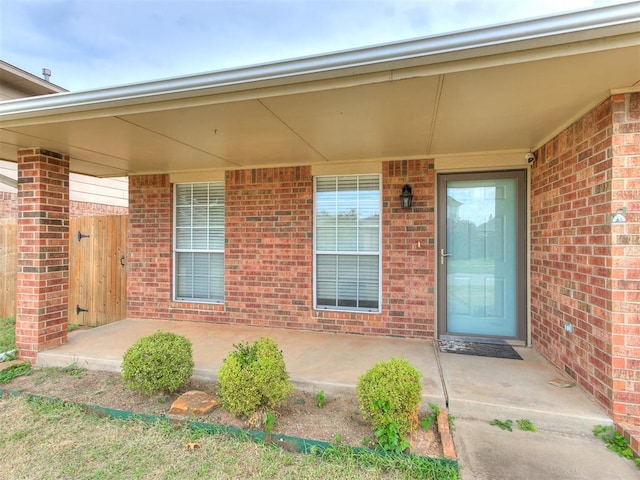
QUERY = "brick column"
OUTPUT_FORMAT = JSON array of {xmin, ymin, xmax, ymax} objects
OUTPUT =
[
  {"xmin": 610, "ymin": 93, "xmax": 640, "ymax": 453},
  {"xmin": 15, "ymin": 148, "xmax": 69, "ymax": 361}
]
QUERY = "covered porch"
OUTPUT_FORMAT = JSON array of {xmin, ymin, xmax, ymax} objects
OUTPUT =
[
  {"xmin": 37, "ymin": 318, "xmax": 608, "ymax": 433},
  {"xmin": 34, "ymin": 318, "xmax": 640, "ymax": 479}
]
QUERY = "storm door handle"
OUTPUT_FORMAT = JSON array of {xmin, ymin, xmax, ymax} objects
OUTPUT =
[{"xmin": 440, "ymin": 249, "xmax": 452, "ymax": 265}]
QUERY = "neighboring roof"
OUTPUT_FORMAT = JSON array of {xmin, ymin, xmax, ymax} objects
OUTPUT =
[
  {"xmin": 0, "ymin": 2, "xmax": 639, "ymax": 177},
  {"xmin": 0, "ymin": 61, "xmax": 66, "ymax": 99}
]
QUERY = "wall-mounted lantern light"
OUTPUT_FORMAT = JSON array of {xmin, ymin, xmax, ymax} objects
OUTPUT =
[{"xmin": 400, "ymin": 184, "xmax": 413, "ymax": 209}]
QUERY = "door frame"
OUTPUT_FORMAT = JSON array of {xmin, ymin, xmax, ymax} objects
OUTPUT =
[{"xmin": 436, "ymin": 170, "xmax": 528, "ymax": 344}]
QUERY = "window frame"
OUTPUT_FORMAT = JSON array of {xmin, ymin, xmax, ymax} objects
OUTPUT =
[
  {"xmin": 313, "ymin": 174, "xmax": 382, "ymax": 313},
  {"xmin": 172, "ymin": 181, "xmax": 225, "ymax": 304}
]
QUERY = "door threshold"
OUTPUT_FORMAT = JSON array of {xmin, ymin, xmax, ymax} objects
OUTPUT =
[{"xmin": 440, "ymin": 335, "xmax": 526, "ymax": 347}]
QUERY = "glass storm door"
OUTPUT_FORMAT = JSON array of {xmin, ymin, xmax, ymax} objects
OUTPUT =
[{"xmin": 437, "ymin": 171, "xmax": 526, "ymax": 341}]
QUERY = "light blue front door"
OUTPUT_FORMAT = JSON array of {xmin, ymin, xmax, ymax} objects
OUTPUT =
[{"xmin": 438, "ymin": 171, "xmax": 526, "ymax": 341}]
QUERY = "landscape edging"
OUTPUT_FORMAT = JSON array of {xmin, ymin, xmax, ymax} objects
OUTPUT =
[{"xmin": 1, "ymin": 387, "xmax": 458, "ymax": 469}]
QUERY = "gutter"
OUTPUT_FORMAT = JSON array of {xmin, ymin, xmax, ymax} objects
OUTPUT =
[
  {"xmin": 0, "ymin": 2, "xmax": 639, "ymax": 119},
  {"xmin": 0, "ymin": 173, "xmax": 17, "ymax": 190}
]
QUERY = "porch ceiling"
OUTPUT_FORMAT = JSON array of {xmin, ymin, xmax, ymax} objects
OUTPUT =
[{"xmin": 1, "ymin": 5, "xmax": 639, "ymax": 177}]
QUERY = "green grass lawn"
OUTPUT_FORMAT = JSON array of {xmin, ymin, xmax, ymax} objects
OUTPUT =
[
  {"xmin": 0, "ymin": 395, "xmax": 459, "ymax": 480},
  {"xmin": 0, "ymin": 318, "xmax": 82, "ymax": 354},
  {"xmin": 0, "ymin": 317, "xmax": 15, "ymax": 353}
]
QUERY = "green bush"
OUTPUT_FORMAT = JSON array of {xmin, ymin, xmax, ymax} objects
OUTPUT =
[
  {"xmin": 356, "ymin": 357, "xmax": 422, "ymax": 437},
  {"xmin": 217, "ymin": 337, "xmax": 293, "ymax": 417},
  {"xmin": 121, "ymin": 331, "xmax": 194, "ymax": 395}
]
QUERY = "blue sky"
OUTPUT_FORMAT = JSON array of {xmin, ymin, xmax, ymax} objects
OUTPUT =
[{"xmin": 0, "ymin": 0, "xmax": 632, "ymax": 92}]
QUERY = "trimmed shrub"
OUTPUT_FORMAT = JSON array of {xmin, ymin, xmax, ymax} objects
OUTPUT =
[
  {"xmin": 356, "ymin": 357, "xmax": 422, "ymax": 436},
  {"xmin": 217, "ymin": 337, "xmax": 293, "ymax": 417},
  {"xmin": 121, "ymin": 331, "xmax": 194, "ymax": 395}
]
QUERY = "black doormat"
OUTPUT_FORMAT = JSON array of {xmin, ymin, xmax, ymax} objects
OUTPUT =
[{"xmin": 438, "ymin": 339, "xmax": 523, "ymax": 360}]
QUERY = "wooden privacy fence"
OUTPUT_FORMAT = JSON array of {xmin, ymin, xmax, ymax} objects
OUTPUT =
[
  {"xmin": 0, "ymin": 215, "xmax": 127, "ymax": 326},
  {"xmin": 0, "ymin": 219, "xmax": 16, "ymax": 318}
]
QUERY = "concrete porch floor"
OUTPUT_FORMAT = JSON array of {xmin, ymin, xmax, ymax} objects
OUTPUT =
[{"xmin": 35, "ymin": 318, "xmax": 638, "ymax": 480}]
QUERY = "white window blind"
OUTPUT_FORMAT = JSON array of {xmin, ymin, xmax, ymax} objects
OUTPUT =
[
  {"xmin": 174, "ymin": 182, "xmax": 224, "ymax": 302},
  {"xmin": 314, "ymin": 175, "xmax": 381, "ymax": 311}
]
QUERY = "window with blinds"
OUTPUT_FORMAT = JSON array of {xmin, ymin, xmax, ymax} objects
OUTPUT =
[
  {"xmin": 314, "ymin": 175, "xmax": 381, "ymax": 312},
  {"xmin": 174, "ymin": 182, "xmax": 224, "ymax": 303}
]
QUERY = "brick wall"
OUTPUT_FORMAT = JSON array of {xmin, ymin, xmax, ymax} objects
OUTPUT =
[
  {"xmin": 0, "ymin": 192, "xmax": 16, "ymax": 218},
  {"xmin": 69, "ymin": 201, "xmax": 127, "ymax": 217},
  {"xmin": 610, "ymin": 93, "xmax": 640, "ymax": 431},
  {"xmin": 531, "ymin": 96, "xmax": 615, "ymax": 415},
  {"xmin": 531, "ymin": 93, "xmax": 640, "ymax": 431},
  {"xmin": 127, "ymin": 174, "xmax": 175, "ymax": 320},
  {"xmin": 381, "ymin": 159, "xmax": 435, "ymax": 337},
  {"xmin": 224, "ymin": 167, "xmax": 313, "ymax": 329},
  {"xmin": 126, "ymin": 161, "xmax": 435, "ymax": 339},
  {"xmin": 15, "ymin": 148, "xmax": 69, "ymax": 361}
]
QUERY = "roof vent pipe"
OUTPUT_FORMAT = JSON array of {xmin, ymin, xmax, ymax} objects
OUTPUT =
[{"xmin": 42, "ymin": 68, "xmax": 51, "ymax": 82}]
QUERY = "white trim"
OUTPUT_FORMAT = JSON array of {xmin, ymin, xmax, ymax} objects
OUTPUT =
[
  {"xmin": 611, "ymin": 85, "xmax": 640, "ymax": 94},
  {"xmin": 311, "ymin": 161, "xmax": 382, "ymax": 176},
  {"xmin": 434, "ymin": 152, "xmax": 528, "ymax": 172},
  {"xmin": 169, "ymin": 171, "xmax": 225, "ymax": 183}
]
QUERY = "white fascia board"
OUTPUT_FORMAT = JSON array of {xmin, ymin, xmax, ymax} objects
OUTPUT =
[{"xmin": 0, "ymin": 2, "xmax": 639, "ymax": 121}]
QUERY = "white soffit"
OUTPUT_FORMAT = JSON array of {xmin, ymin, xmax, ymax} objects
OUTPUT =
[
  {"xmin": 259, "ymin": 76, "xmax": 441, "ymax": 161},
  {"xmin": 431, "ymin": 45, "xmax": 640, "ymax": 154},
  {"xmin": 121, "ymin": 99, "xmax": 328, "ymax": 167}
]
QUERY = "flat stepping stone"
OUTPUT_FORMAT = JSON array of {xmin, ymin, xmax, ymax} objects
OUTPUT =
[
  {"xmin": 0, "ymin": 360, "xmax": 24, "ymax": 372},
  {"xmin": 169, "ymin": 390, "xmax": 219, "ymax": 416}
]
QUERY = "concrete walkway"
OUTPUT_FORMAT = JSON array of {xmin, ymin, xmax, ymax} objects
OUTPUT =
[{"xmin": 37, "ymin": 319, "xmax": 639, "ymax": 479}]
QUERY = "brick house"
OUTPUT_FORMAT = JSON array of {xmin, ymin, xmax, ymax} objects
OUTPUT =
[{"xmin": 1, "ymin": 4, "xmax": 639, "ymax": 447}]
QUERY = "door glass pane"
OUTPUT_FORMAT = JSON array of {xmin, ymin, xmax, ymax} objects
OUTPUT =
[{"xmin": 446, "ymin": 178, "xmax": 517, "ymax": 337}]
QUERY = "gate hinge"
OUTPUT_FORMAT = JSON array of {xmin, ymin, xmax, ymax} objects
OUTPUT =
[
  {"xmin": 77, "ymin": 231, "xmax": 90, "ymax": 241},
  {"xmin": 76, "ymin": 305, "xmax": 89, "ymax": 315}
]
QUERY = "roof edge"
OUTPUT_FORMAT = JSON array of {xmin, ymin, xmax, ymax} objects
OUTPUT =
[
  {"xmin": 1, "ymin": 2, "xmax": 639, "ymax": 118},
  {"xmin": 0, "ymin": 60, "xmax": 67, "ymax": 94}
]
